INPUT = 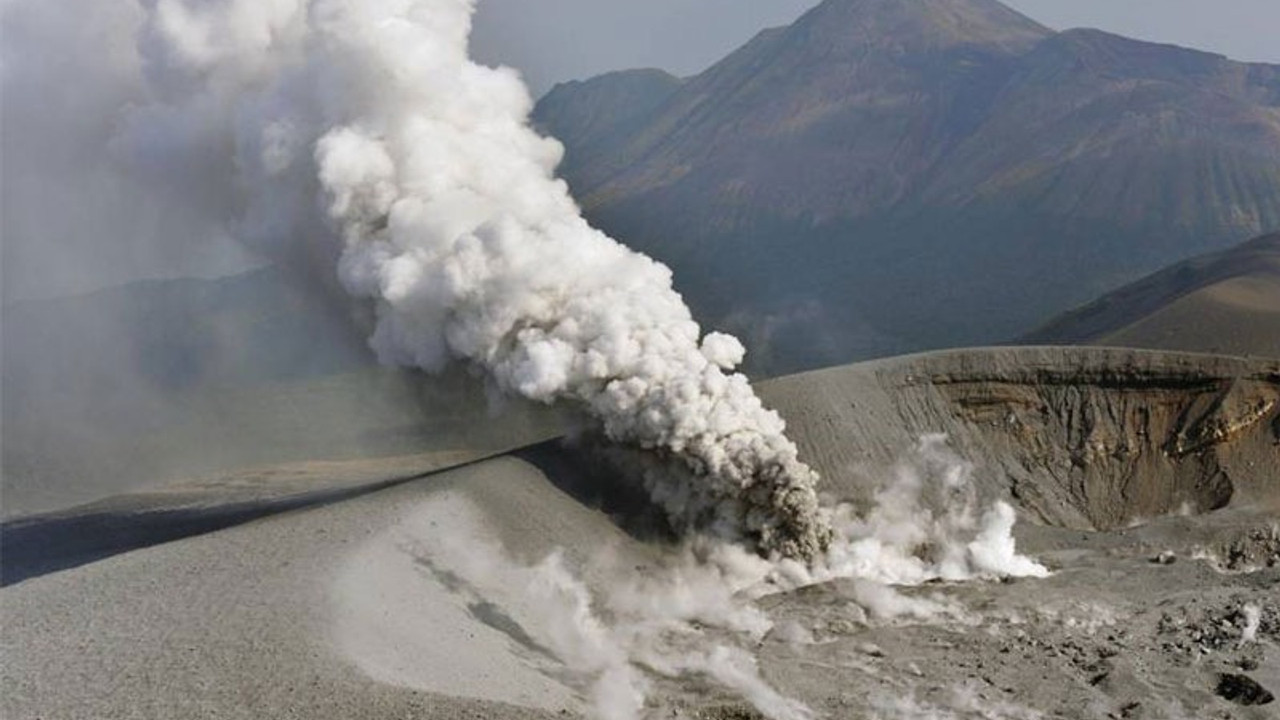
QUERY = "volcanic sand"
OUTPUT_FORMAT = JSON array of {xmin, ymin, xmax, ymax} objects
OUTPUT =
[
  {"xmin": 3, "ymin": 346, "xmax": 1278, "ymax": 718},
  {"xmin": 2, "ymin": 453, "xmax": 659, "ymax": 719},
  {"xmin": 1094, "ymin": 275, "xmax": 1280, "ymax": 358},
  {"xmin": 1025, "ymin": 232, "xmax": 1280, "ymax": 359}
]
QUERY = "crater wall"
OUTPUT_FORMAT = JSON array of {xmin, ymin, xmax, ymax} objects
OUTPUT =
[{"xmin": 761, "ymin": 347, "xmax": 1280, "ymax": 529}]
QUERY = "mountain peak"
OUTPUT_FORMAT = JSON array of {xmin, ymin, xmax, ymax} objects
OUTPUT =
[{"xmin": 796, "ymin": 0, "xmax": 1050, "ymax": 54}]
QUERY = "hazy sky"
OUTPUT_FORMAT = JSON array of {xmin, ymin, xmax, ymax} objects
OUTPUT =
[
  {"xmin": 470, "ymin": 0, "xmax": 818, "ymax": 93},
  {"xmin": 6, "ymin": 0, "xmax": 1277, "ymax": 300},
  {"xmin": 471, "ymin": 0, "xmax": 1280, "ymax": 95},
  {"xmin": 1005, "ymin": 0, "xmax": 1280, "ymax": 64}
]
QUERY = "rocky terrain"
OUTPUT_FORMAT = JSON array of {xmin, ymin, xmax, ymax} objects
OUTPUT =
[
  {"xmin": 535, "ymin": 0, "xmax": 1280, "ymax": 371},
  {"xmin": 1024, "ymin": 233, "xmax": 1280, "ymax": 359},
  {"xmin": 754, "ymin": 528, "xmax": 1279, "ymax": 720},
  {"xmin": 762, "ymin": 347, "xmax": 1280, "ymax": 530},
  {"xmin": 4, "ymin": 346, "xmax": 1276, "ymax": 719}
]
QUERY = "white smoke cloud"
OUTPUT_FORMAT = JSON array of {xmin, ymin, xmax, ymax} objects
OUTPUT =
[
  {"xmin": 107, "ymin": 0, "xmax": 829, "ymax": 560},
  {"xmin": 11, "ymin": 5, "xmax": 1053, "ymax": 713},
  {"xmin": 867, "ymin": 681, "xmax": 1045, "ymax": 720},
  {"xmin": 766, "ymin": 436, "xmax": 1049, "ymax": 587},
  {"xmin": 335, "ymin": 434, "xmax": 1047, "ymax": 719},
  {"xmin": 10, "ymin": 1, "xmax": 1051, "ymax": 573},
  {"xmin": 336, "ymin": 493, "xmax": 814, "ymax": 719},
  {"xmin": 1240, "ymin": 603, "xmax": 1261, "ymax": 644}
]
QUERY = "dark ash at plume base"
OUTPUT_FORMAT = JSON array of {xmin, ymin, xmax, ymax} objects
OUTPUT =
[
  {"xmin": 585, "ymin": 436, "xmax": 833, "ymax": 561},
  {"xmin": 745, "ymin": 459, "xmax": 834, "ymax": 561}
]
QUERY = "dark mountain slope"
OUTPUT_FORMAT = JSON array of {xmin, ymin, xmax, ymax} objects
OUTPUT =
[
  {"xmin": 534, "ymin": 0, "xmax": 1280, "ymax": 374},
  {"xmin": 534, "ymin": 68, "xmax": 683, "ymax": 182},
  {"xmin": 1024, "ymin": 232, "xmax": 1280, "ymax": 358},
  {"xmin": 924, "ymin": 29, "xmax": 1280, "ymax": 234},
  {"xmin": 545, "ymin": 0, "xmax": 1050, "ymax": 225}
]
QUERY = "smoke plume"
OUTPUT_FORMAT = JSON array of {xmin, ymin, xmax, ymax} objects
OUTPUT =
[
  {"xmin": 111, "ymin": 0, "xmax": 830, "ymax": 559},
  {"xmin": 336, "ymin": 437, "xmax": 1048, "ymax": 719},
  {"xmin": 9, "ymin": 4, "xmax": 1055, "ymax": 716}
]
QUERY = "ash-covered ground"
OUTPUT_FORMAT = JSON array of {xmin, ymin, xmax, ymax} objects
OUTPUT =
[
  {"xmin": 741, "ymin": 512, "xmax": 1279, "ymax": 720},
  {"xmin": 3, "ymin": 347, "xmax": 1276, "ymax": 720},
  {"xmin": 725, "ymin": 346, "xmax": 1280, "ymax": 719}
]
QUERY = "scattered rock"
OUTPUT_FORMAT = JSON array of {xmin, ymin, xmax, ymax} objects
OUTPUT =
[
  {"xmin": 1211, "ymin": 526, "xmax": 1280, "ymax": 571},
  {"xmin": 1215, "ymin": 673, "xmax": 1274, "ymax": 706},
  {"xmin": 695, "ymin": 705, "xmax": 766, "ymax": 720},
  {"xmin": 1156, "ymin": 602, "xmax": 1277, "ymax": 655},
  {"xmin": 826, "ymin": 619, "xmax": 859, "ymax": 636},
  {"xmin": 1150, "ymin": 551, "xmax": 1177, "ymax": 565},
  {"xmin": 857, "ymin": 642, "xmax": 885, "ymax": 657}
]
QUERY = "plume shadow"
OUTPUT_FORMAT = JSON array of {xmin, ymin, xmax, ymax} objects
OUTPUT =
[
  {"xmin": 0, "ymin": 462, "xmax": 483, "ymax": 587},
  {"xmin": 512, "ymin": 438, "xmax": 679, "ymax": 545}
]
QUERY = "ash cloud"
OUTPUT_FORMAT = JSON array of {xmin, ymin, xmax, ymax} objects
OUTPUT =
[
  {"xmin": 0, "ymin": 1, "xmax": 1050, "ymax": 579},
  {"xmin": 0, "ymin": 1, "xmax": 258, "ymax": 303},
  {"xmin": 102, "ymin": 0, "xmax": 830, "ymax": 559},
  {"xmin": 0, "ymin": 0, "xmax": 1054, "ymax": 569}
]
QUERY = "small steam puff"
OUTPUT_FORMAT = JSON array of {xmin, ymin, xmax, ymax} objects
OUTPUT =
[
  {"xmin": 811, "ymin": 436, "xmax": 1050, "ymax": 585},
  {"xmin": 128, "ymin": 0, "xmax": 828, "ymax": 560}
]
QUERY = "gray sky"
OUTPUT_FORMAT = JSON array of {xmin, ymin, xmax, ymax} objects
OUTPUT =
[
  {"xmin": 471, "ymin": 0, "xmax": 1280, "ymax": 95},
  {"xmin": 1005, "ymin": 0, "xmax": 1280, "ymax": 64},
  {"xmin": 7, "ymin": 0, "xmax": 1277, "ymax": 301},
  {"xmin": 470, "ymin": 0, "xmax": 818, "ymax": 94}
]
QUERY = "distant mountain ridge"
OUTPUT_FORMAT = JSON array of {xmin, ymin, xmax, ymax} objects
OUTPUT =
[
  {"xmin": 535, "ymin": 0, "xmax": 1280, "ymax": 373},
  {"xmin": 1, "ymin": 270, "xmax": 558, "ymax": 516},
  {"xmin": 1023, "ymin": 232, "xmax": 1280, "ymax": 358}
]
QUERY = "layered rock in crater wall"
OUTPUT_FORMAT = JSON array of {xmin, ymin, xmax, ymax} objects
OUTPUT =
[{"xmin": 761, "ymin": 347, "xmax": 1280, "ymax": 529}]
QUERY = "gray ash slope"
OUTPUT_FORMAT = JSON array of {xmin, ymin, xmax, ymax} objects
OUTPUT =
[
  {"xmin": 1023, "ymin": 232, "xmax": 1280, "ymax": 359},
  {"xmin": 4, "ymin": 346, "xmax": 1278, "ymax": 719},
  {"xmin": 535, "ymin": 0, "xmax": 1280, "ymax": 373}
]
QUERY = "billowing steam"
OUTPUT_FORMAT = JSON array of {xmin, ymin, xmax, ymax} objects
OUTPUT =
[
  {"xmin": 118, "ymin": 0, "xmax": 829, "ymax": 560},
  {"xmin": 336, "ymin": 436, "xmax": 1048, "ymax": 720},
  {"xmin": 12, "ymin": 3, "xmax": 1056, "ymax": 717}
]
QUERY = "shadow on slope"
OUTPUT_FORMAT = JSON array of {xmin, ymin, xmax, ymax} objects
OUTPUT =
[
  {"xmin": 1023, "ymin": 232, "xmax": 1280, "ymax": 358},
  {"xmin": 11, "ymin": 346, "xmax": 1276, "ymax": 588},
  {"xmin": 0, "ymin": 460, "xmax": 474, "ymax": 587},
  {"xmin": 0, "ymin": 439, "xmax": 676, "ymax": 587}
]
